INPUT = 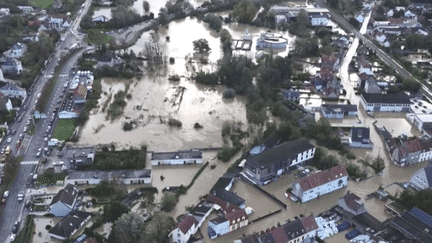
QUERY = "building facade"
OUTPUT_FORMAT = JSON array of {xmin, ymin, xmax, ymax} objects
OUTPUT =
[
  {"xmin": 256, "ymin": 32, "xmax": 288, "ymax": 49},
  {"xmin": 291, "ymin": 165, "xmax": 348, "ymax": 203},
  {"xmin": 310, "ymin": 13, "xmax": 329, "ymax": 26},
  {"xmin": 66, "ymin": 170, "xmax": 152, "ymax": 185},
  {"xmin": 349, "ymin": 127, "xmax": 374, "ymax": 149},
  {"xmin": 321, "ymin": 104, "xmax": 358, "ymax": 119},
  {"xmin": 360, "ymin": 93, "xmax": 411, "ymax": 112},
  {"xmin": 392, "ymin": 139, "xmax": 432, "ymax": 166},
  {"xmin": 151, "ymin": 150, "xmax": 203, "ymax": 165},
  {"xmin": 245, "ymin": 138, "xmax": 315, "ymax": 185},
  {"xmin": 409, "ymin": 165, "xmax": 432, "ymax": 191}
]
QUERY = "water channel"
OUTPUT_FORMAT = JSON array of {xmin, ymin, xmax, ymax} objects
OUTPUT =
[{"xmin": 79, "ymin": 8, "xmax": 429, "ymax": 243}]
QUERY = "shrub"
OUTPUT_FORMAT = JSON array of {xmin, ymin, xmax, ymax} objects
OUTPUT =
[
  {"xmin": 210, "ymin": 164, "xmax": 216, "ymax": 169},
  {"xmin": 194, "ymin": 71, "xmax": 218, "ymax": 85},
  {"xmin": 223, "ymin": 88, "xmax": 236, "ymax": 98},
  {"xmin": 45, "ymin": 225, "xmax": 52, "ymax": 230},
  {"xmin": 194, "ymin": 122, "xmax": 203, "ymax": 129},
  {"xmin": 168, "ymin": 118, "xmax": 182, "ymax": 127},
  {"xmin": 161, "ymin": 193, "xmax": 178, "ymax": 212},
  {"xmin": 123, "ymin": 122, "xmax": 133, "ymax": 131},
  {"xmin": 170, "ymin": 57, "xmax": 175, "ymax": 63},
  {"xmin": 126, "ymin": 93, "xmax": 132, "ymax": 99}
]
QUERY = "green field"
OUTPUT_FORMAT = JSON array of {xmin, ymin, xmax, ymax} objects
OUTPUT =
[
  {"xmin": 52, "ymin": 119, "xmax": 76, "ymax": 140},
  {"xmin": 32, "ymin": 0, "xmax": 55, "ymax": 8}
]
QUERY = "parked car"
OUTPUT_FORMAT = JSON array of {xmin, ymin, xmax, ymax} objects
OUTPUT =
[
  {"xmin": 10, "ymin": 233, "xmax": 16, "ymax": 242},
  {"xmin": 3, "ymin": 191, "xmax": 9, "ymax": 198},
  {"xmin": 12, "ymin": 221, "xmax": 19, "ymax": 233},
  {"xmin": 36, "ymin": 152, "xmax": 41, "ymax": 158},
  {"xmin": 17, "ymin": 191, "xmax": 24, "ymax": 202},
  {"xmin": 6, "ymin": 137, "xmax": 11, "ymax": 143}
]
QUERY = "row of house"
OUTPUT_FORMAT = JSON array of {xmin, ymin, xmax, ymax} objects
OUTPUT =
[
  {"xmin": 270, "ymin": 5, "xmax": 330, "ymax": 26},
  {"xmin": 234, "ymin": 215, "xmax": 318, "ymax": 243}
]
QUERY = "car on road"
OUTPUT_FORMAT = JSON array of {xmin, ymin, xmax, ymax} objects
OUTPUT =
[
  {"xmin": 3, "ymin": 191, "xmax": 9, "ymax": 197},
  {"xmin": 19, "ymin": 134, "xmax": 23, "ymax": 140},
  {"xmin": 0, "ymin": 198, "xmax": 5, "ymax": 205},
  {"xmin": 1, "ymin": 147, "xmax": 5, "ymax": 154},
  {"xmin": 17, "ymin": 116, "xmax": 22, "ymax": 122},
  {"xmin": 23, "ymin": 127, "xmax": 27, "ymax": 132},
  {"xmin": 12, "ymin": 221, "xmax": 19, "ymax": 233},
  {"xmin": 11, "ymin": 130, "xmax": 16, "ymax": 135},
  {"xmin": 36, "ymin": 151, "xmax": 41, "ymax": 158},
  {"xmin": 6, "ymin": 137, "xmax": 11, "ymax": 143},
  {"xmin": 25, "ymin": 120, "xmax": 30, "ymax": 126},
  {"xmin": 17, "ymin": 191, "xmax": 24, "ymax": 202},
  {"xmin": 10, "ymin": 233, "xmax": 16, "ymax": 242}
]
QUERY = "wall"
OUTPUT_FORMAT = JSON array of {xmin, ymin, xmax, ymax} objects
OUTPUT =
[
  {"xmin": 292, "ymin": 176, "xmax": 348, "ymax": 203},
  {"xmin": 171, "ymin": 228, "xmax": 189, "ymax": 243},
  {"xmin": 208, "ymin": 220, "xmax": 229, "ymax": 239},
  {"xmin": 151, "ymin": 158, "xmax": 203, "ymax": 165}
]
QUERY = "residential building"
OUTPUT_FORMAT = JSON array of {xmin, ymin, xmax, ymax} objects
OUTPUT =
[
  {"xmin": 66, "ymin": 170, "xmax": 152, "ymax": 185},
  {"xmin": 282, "ymin": 88, "xmax": 300, "ymax": 101},
  {"xmin": 17, "ymin": 6, "xmax": 34, "ymax": 13},
  {"xmin": 364, "ymin": 76, "xmax": 382, "ymax": 94},
  {"xmin": 207, "ymin": 205, "xmax": 248, "ymax": 239},
  {"xmin": 321, "ymin": 54, "xmax": 340, "ymax": 72},
  {"xmin": 0, "ymin": 92, "xmax": 13, "ymax": 111},
  {"xmin": 171, "ymin": 215, "xmax": 199, "ymax": 243},
  {"xmin": 291, "ymin": 164, "xmax": 348, "ymax": 203},
  {"xmin": 349, "ymin": 127, "xmax": 374, "ymax": 149},
  {"xmin": 3, "ymin": 42, "xmax": 27, "ymax": 59},
  {"xmin": 358, "ymin": 54, "xmax": 373, "ymax": 75},
  {"xmin": 309, "ymin": 13, "xmax": 329, "ymax": 26},
  {"xmin": 360, "ymin": 93, "xmax": 411, "ymax": 112},
  {"xmin": 151, "ymin": 150, "xmax": 202, "ymax": 165},
  {"xmin": 338, "ymin": 192, "xmax": 367, "ymax": 216},
  {"xmin": 356, "ymin": 13, "xmax": 364, "ymax": 23},
  {"xmin": 92, "ymin": 15, "xmax": 109, "ymax": 23},
  {"xmin": 47, "ymin": 15, "xmax": 71, "ymax": 30},
  {"xmin": 0, "ymin": 8, "xmax": 10, "ymax": 15},
  {"xmin": 245, "ymin": 138, "xmax": 315, "ymax": 185},
  {"xmin": 389, "ymin": 207, "xmax": 432, "ymax": 243},
  {"xmin": 0, "ymin": 69, "xmax": 3, "ymax": 81},
  {"xmin": 391, "ymin": 139, "xmax": 432, "ymax": 166},
  {"xmin": 234, "ymin": 215, "xmax": 318, "ymax": 243},
  {"xmin": 49, "ymin": 184, "xmax": 79, "ymax": 217},
  {"xmin": 95, "ymin": 52, "xmax": 123, "ymax": 68},
  {"xmin": 49, "ymin": 211, "xmax": 91, "ymax": 240},
  {"xmin": 0, "ymin": 83, "xmax": 26, "ymax": 100},
  {"xmin": 405, "ymin": 10, "xmax": 416, "ymax": 18},
  {"xmin": 321, "ymin": 104, "xmax": 358, "ymax": 119},
  {"xmin": 409, "ymin": 165, "xmax": 432, "ymax": 191},
  {"xmin": 275, "ymin": 15, "xmax": 287, "ymax": 24},
  {"xmin": 1, "ymin": 58, "xmax": 23, "ymax": 75}
]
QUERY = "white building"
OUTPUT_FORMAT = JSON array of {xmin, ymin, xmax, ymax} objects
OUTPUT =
[
  {"xmin": 0, "ymin": 83, "xmax": 26, "ymax": 100},
  {"xmin": 360, "ymin": 93, "xmax": 411, "ymax": 112},
  {"xmin": 321, "ymin": 104, "xmax": 358, "ymax": 119},
  {"xmin": 92, "ymin": 15, "xmax": 109, "ymax": 23},
  {"xmin": 3, "ymin": 42, "xmax": 27, "ymax": 59},
  {"xmin": 0, "ymin": 8, "xmax": 10, "ymax": 15},
  {"xmin": 405, "ymin": 10, "xmax": 416, "ymax": 18},
  {"xmin": 291, "ymin": 165, "xmax": 348, "ymax": 203},
  {"xmin": 58, "ymin": 111, "xmax": 79, "ymax": 119},
  {"xmin": 1, "ymin": 58, "xmax": 23, "ymax": 75},
  {"xmin": 387, "ymin": 9, "xmax": 394, "ymax": 17},
  {"xmin": 17, "ymin": 6, "xmax": 34, "ymax": 13},
  {"xmin": 356, "ymin": 14, "xmax": 364, "ymax": 23},
  {"xmin": 66, "ymin": 170, "xmax": 152, "ymax": 185},
  {"xmin": 407, "ymin": 113, "xmax": 432, "ymax": 133},
  {"xmin": 309, "ymin": 13, "xmax": 329, "ymax": 26},
  {"xmin": 171, "ymin": 215, "xmax": 199, "ymax": 243},
  {"xmin": 275, "ymin": 15, "xmax": 287, "ymax": 24},
  {"xmin": 256, "ymin": 32, "xmax": 288, "ymax": 49},
  {"xmin": 151, "ymin": 150, "xmax": 203, "ymax": 165},
  {"xmin": 409, "ymin": 165, "xmax": 432, "ymax": 191},
  {"xmin": 49, "ymin": 184, "xmax": 79, "ymax": 217}
]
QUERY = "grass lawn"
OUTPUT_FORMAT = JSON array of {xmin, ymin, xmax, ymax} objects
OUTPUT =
[
  {"xmin": 32, "ymin": 0, "xmax": 55, "ymax": 8},
  {"xmin": 52, "ymin": 119, "xmax": 76, "ymax": 140}
]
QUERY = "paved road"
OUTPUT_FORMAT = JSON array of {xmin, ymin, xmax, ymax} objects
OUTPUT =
[
  {"xmin": 0, "ymin": 0, "xmax": 92, "ymax": 241},
  {"xmin": 314, "ymin": 0, "xmax": 432, "ymax": 99},
  {"xmin": 107, "ymin": 20, "xmax": 157, "ymax": 45}
]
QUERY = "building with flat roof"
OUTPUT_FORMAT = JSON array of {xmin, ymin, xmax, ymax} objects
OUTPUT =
[
  {"xmin": 321, "ymin": 104, "xmax": 358, "ymax": 119},
  {"xmin": 151, "ymin": 150, "xmax": 202, "ymax": 165},
  {"xmin": 360, "ymin": 93, "xmax": 411, "ymax": 112},
  {"xmin": 66, "ymin": 169, "xmax": 152, "ymax": 185}
]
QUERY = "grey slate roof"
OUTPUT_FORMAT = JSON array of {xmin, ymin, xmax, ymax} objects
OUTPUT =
[
  {"xmin": 212, "ymin": 190, "xmax": 245, "ymax": 207},
  {"xmin": 151, "ymin": 150, "xmax": 202, "ymax": 160},
  {"xmin": 283, "ymin": 218, "xmax": 305, "ymax": 240},
  {"xmin": 67, "ymin": 170, "xmax": 151, "ymax": 180},
  {"xmin": 362, "ymin": 93, "xmax": 411, "ymax": 104},
  {"xmin": 351, "ymin": 127, "xmax": 370, "ymax": 143},
  {"xmin": 50, "ymin": 184, "xmax": 78, "ymax": 207},
  {"xmin": 247, "ymin": 138, "xmax": 314, "ymax": 167},
  {"xmin": 321, "ymin": 104, "xmax": 358, "ymax": 113},
  {"xmin": 49, "ymin": 211, "xmax": 91, "ymax": 238}
]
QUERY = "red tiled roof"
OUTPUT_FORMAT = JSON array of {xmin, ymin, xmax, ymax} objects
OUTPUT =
[
  {"xmin": 297, "ymin": 165, "xmax": 348, "ymax": 191},
  {"xmin": 271, "ymin": 225, "xmax": 289, "ymax": 243},
  {"xmin": 300, "ymin": 215, "xmax": 318, "ymax": 233},
  {"xmin": 206, "ymin": 194, "xmax": 239, "ymax": 213},
  {"xmin": 388, "ymin": 18, "xmax": 407, "ymax": 24},
  {"xmin": 403, "ymin": 139, "xmax": 422, "ymax": 153},
  {"xmin": 177, "ymin": 215, "xmax": 198, "ymax": 234},
  {"xmin": 344, "ymin": 193, "xmax": 362, "ymax": 212},
  {"xmin": 225, "ymin": 208, "xmax": 248, "ymax": 225}
]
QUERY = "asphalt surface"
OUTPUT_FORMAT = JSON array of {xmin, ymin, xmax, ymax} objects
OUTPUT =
[
  {"xmin": 0, "ymin": 0, "xmax": 92, "ymax": 241},
  {"xmin": 314, "ymin": 0, "xmax": 432, "ymax": 99}
]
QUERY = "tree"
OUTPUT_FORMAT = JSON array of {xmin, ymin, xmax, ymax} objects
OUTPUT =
[
  {"xmin": 143, "ymin": 1, "xmax": 150, "ymax": 11},
  {"xmin": 327, "ymin": 0, "xmax": 339, "ymax": 8},
  {"xmin": 232, "ymin": 1, "xmax": 258, "ymax": 23},
  {"xmin": 112, "ymin": 212, "xmax": 145, "ymax": 243},
  {"xmin": 204, "ymin": 14, "xmax": 222, "ymax": 31},
  {"xmin": 104, "ymin": 201, "xmax": 130, "ymax": 222},
  {"xmin": 372, "ymin": 157, "xmax": 385, "ymax": 173},
  {"xmin": 349, "ymin": 17, "xmax": 360, "ymax": 29},
  {"xmin": 161, "ymin": 193, "xmax": 177, "ymax": 212},
  {"xmin": 220, "ymin": 28, "xmax": 232, "ymax": 56},
  {"xmin": 143, "ymin": 212, "xmax": 175, "ymax": 242},
  {"xmin": 193, "ymin": 39, "xmax": 211, "ymax": 54},
  {"xmin": 158, "ymin": 7, "xmax": 168, "ymax": 25}
]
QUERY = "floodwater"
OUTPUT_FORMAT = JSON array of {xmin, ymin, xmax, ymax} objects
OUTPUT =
[{"xmin": 32, "ymin": 217, "xmax": 63, "ymax": 243}]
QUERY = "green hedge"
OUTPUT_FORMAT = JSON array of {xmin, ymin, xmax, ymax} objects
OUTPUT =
[{"xmin": 15, "ymin": 215, "xmax": 35, "ymax": 243}]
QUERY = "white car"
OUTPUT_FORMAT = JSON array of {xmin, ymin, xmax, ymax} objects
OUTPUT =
[
  {"xmin": 17, "ymin": 191, "xmax": 24, "ymax": 202},
  {"xmin": 10, "ymin": 234, "xmax": 16, "ymax": 242},
  {"xmin": 3, "ymin": 191, "xmax": 9, "ymax": 198},
  {"xmin": 6, "ymin": 137, "xmax": 11, "ymax": 143}
]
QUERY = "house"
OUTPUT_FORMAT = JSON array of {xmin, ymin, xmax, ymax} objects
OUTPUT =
[
  {"xmin": 245, "ymin": 138, "xmax": 315, "ymax": 185},
  {"xmin": 95, "ymin": 52, "xmax": 123, "ymax": 68},
  {"xmin": 282, "ymin": 88, "xmax": 300, "ymax": 101},
  {"xmin": 0, "ymin": 83, "xmax": 27, "ymax": 100},
  {"xmin": 387, "ymin": 9, "xmax": 394, "ymax": 17},
  {"xmin": 321, "ymin": 54, "xmax": 340, "ymax": 72},
  {"xmin": 170, "ymin": 215, "xmax": 199, "ymax": 243},
  {"xmin": 275, "ymin": 15, "xmax": 287, "ymax": 24},
  {"xmin": 151, "ymin": 150, "xmax": 202, "ymax": 165},
  {"xmin": 391, "ymin": 139, "xmax": 432, "ymax": 166},
  {"xmin": 49, "ymin": 211, "xmax": 91, "ymax": 240},
  {"xmin": 17, "ymin": 6, "xmax": 34, "ymax": 13},
  {"xmin": 49, "ymin": 184, "xmax": 79, "ymax": 217},
  {"xmin": 0, "ymin": 8, "xmax": 10, "ymax": 15},
  {"xmin": 3, "ymin": 42, "xmax": 27, "ymax": 59},
  {"xmin": 309, "ymin": 13, "xmax": 329, "ymax": 26},
  {"xmin": 207, "ymin": 207, "xmax": 248, "ymax": 239},
  {"xmin": 338, "ymin": 192, "xmax": 367, "ymax": 216},
  {"xmin": 364, "ymin": 76, "xmax": 382, "ymax": 94},
  {"xmin": 47, "ymin": 15, "xmax": 71, "ymax": 30},
  {"xmin": 0, "ymin": 69, "xmax": 3, "ymax": 81},
  {"xmin": 0, "ymin": 92, "xmax": 13, "ymax": 111},
  {"xmin": 358, "ymin": 54, "xmax": 372, "ymax": 75},
  {"xmin": 356, "ymin": 14, "xmax": 364, "ymax": 23},
  {"xmin": 92, "ymin": 15, "xmax": 109, "ymax": 23},
  {"xmin": 407, "ymin": 113, "xmax": 432, "ymax": 134},
  {"xmin": 234, "ymin": 215, "xmax": 318, "ymax": 243},
  {"xmin": 405, "ymin": 10, "xmax": 416, "ymax": 18},
  {"xmin": 70, "ymin": 84, "xmax": 88, "ymax": 103},
  {"xmin": 65, "ymin": 170, "xmax": 152, "ymax": 185},
  {"xmin": 334, "ymin": 35, "xmax": 350, "ymax": 48},
  {"xmin": 291, "ymin": 164, "xmax": 348, "ymax": 203},
  {"xmin": 349, "ymin": 127, "xmax": 374, "ymax": 148},
  {"xmin": 360, "ymin": 93, "xmax": 411, "ymax": 112},
  {"xmin": 1, "ymin": 58, "xmax": 23, "ymax": 75},
  {"xmin": 321, "ymin": 104, "xmax": 358, "ymax": 119},
  {"xmin": 389, "ymin": 207, "xmax": 432, "ymax": 243},
  {"xmin": 409, "ymin": 165, "xmax": 432, "ymax": 191}
]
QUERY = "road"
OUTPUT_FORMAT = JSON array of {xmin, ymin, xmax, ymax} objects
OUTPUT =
[
  {"xmin": 0, "ymin": 0, "xmax": 92, "ymax": 241},
  {"xmin": 107, "ymin": 20, "xmax": 157, "ymax": 45},
  {"xmin": 314, "ymin": 0, "xmax": 432, "ymax": 99}
]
